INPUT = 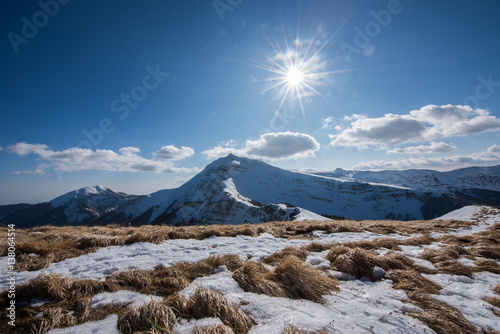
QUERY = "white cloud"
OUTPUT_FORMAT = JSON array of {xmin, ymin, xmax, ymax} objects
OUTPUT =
[
  {"xmin": 488, "ymin": 144, "xmax": 500, "ymax": 153},
  {"xmin": 5, "ymin": 142, "xmax": 198, "ymax": 175},
  {"xmin": 353, "ymin": 145, "xmax": 500, "ymax": 170},
  {"xmin": 320, "ymin": 117, "xmax": 334, "ymax": 129},
  {"xmin": 330, "ymin": 105, "xmax": 500, "ymax": 149},
  {"xmin": 203, "ymin": 132, "xmax": 320, "ymax": 161},
  {"xmin": 386, "ymin": 142, "xmax": 456, "ymax": 155},
  {"xmin": 330, "ymin": 113, "xmax": 426, "ymax": 149},
  {"xmin": 155, "ymin": 145, "xmax": 194, "ymax": 161},
  {"xmin": 11, "ymin": 163, "xmax": 51, "ymax": 176}
]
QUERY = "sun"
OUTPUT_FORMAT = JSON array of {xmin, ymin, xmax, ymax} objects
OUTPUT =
[
  {"xmin": 286, "ymin": 66, "xmax": 305, "ymax": 88},
  {"xmin": 249, "ymin": 32, "xmax": 341, "ymax": 128}
]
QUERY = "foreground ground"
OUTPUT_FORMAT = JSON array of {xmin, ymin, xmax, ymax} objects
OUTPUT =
[{"xmin": 0, "ymin": 205, "xmax": 499, "ymax": 333}]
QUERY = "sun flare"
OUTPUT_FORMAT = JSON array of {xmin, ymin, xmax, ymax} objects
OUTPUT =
[
  {"xmin": 250, "ymin": 32, "xmax": 341, "ymax": 128},
  {"xmin": 286, "ymin": 66, "xmax": 305, "ymax": 88}
]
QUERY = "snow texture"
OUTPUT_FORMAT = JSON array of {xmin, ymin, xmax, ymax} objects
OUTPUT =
[{"xmin": 3, "ymin": 205, "xmax": 499, "ymax": 333}]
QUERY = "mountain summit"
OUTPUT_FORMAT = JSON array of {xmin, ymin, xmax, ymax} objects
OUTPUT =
[{"xmin": 2, "ymin": 155, "xmax": 499, "ymax": 227}]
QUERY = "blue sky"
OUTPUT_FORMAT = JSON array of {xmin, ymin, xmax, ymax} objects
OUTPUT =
[{"xmin": 1, "ymin": 0, "xmax": 500, "ymax": 204}]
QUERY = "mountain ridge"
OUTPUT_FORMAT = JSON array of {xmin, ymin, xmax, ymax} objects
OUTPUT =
[{"xmin": 1, "ymin": 155, "xmax": 499, "ymax": 227}]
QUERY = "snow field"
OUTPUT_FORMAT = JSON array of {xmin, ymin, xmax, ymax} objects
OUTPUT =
[{"xmin": 4, "ymin": 205, "xmax": 499, "ymax": 333}]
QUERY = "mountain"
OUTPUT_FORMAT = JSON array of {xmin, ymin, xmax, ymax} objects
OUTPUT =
[
  {"xmin": 309, "ymin": 165, "xmax": 500, "ymax": 206},
  {"xmin": 1, "ymin": 155, "xmax": 499, "ymax": 228}
]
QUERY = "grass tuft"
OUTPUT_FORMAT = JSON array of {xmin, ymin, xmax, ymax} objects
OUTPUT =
[
  {"xmin": 387, "ymin": 270, "xmax": 441, "ymax": 295},
  {"xmin": 32, "ymin": 307, "xmax": 77, "ymax": 334},
  {"xmin": 263, "ymin": 246, "xmax": 310, "ymax": 266},
  {"xmin": 407, "ymin": 292, "xmax": 478, "ymax": 334},
  {"xmin": 473, "ymin": 259, "xmax": 500, "ymax": 274},
  {"xmin": 117, "ymin": 300, "xmax": 176, "ymax": 334},
  {"xmin": 234, "ymin": 257, "xmax": 338, "ymax": 304},
  {"xmin": 330, "ymin": 248, "xmax": 376, "ymax": 280},
  {"xmin": 271, "ymin": 256, "xmax": 339, "ymax": 303},
  {"xmin": 186, "ymin": 288, "xmax": 254, "ymax": 334},
  {"xmin": 233, "ymin": 261, "xmax": 288, "ymax": 298},
  {"xmin": 484, "ymin": 297, "xmax": 500, "ymax": 308}
]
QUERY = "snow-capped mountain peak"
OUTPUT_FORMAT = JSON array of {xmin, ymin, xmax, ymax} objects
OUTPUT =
[{"xmin": 1, "ymin": 155, "xmax": 499, "ymax": 227}]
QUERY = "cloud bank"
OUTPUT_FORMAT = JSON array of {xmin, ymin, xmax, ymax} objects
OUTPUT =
[
  {"xmin": 353, "ymin": 145, "xmax": 500, "ymax": 170},
  {"xmin": 386, "ymin": 142, "xmax": 457, "ymax": 155},
  {"xmin": 203, "ymin": 132, "xmax": 320, "ymax": 160},
  {"xmin": 330, "ymin": 105, "xmax": 500, "ymax": 149},
  {"xmin": 6, "ymin": 142, "xmax": 197, "ymax": 175}
]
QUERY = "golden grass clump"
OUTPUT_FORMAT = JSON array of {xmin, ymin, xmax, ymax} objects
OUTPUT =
[
  {"xmin": 325, "ymin": 245, "xmax": 351, "ymax": 263},
  {"xmin": 233, "ymin": 261, "xmax": 288, "ymax": 298},
  {"xmin": 15, "ymin": 253, "xmax": 57, "ymax": 272},
  {"xmin": 330, "ymin": 248, "xmax": 376, "ymax": 281},
  {"xmin": 32, "ymin": 307, "xmax": 77, "ymax": 334},
  {"xmin": 484, "ymin": 297, "xmax": 500, "ymax": 308},
  {"xmin": 400, "ymin": 234, "xmax": 436, "ymax": 246},
  {"xmin": 15, "ymin": 274, "xmax": 116, "ymax": 304},
  {"xmin": 302, "ymin": 241, "xmax": 336, "ymax": 253},
  {"xmin": 407, "ymin": 292, "xmax": 478, "ymax": 334},
  {"xmin": 387, "ymin": 270, "xmax": 442, "ymax": 295},
  {"xmin": 74, "ymin": 296, "xmax": 91, "ymax": 321},
  {"xmin": 233, "ymin": 257, "xmax": 339, "ymax": 304},
  {"xmin": 471, "ymin": 244, "xmax": 500, "ymax": 260},
  {"xmin": 263, "ymin": 246, "xmax": 310, "ymax": 266},
  {"xmin": 493, "ymin": 284, "xmax": 500, "ymax": 295},
  {"xmin": 420, "ymin": 244, "xmax": 469, "ymax": 263},
  {"xmin": 117, "ymin": 300, "xmax": 176, "ymax": 334},
  {"xmin": 76, "ymin": 234, "xmax": 124, "ymax": 249},
  {"xmin": 186, "ymin": 288, "xmax": 254, "ymax": 334},
  {"xmin": 271, "ymin": 256, "xmax": 339, "ymax": 303},
  {"xmin": 124, "ymin": 231, "xmax": 164, "ymax": 244},
  {"xmin": 110, "ymin": 269, "xmax": 153, "ymax": 289},
  {"xmin": 193, "ymin": 324, "xmax": 235, "ymax": 334},
  {"xmin": 434, "ymin": 260, "xmax": 474, "ymax": 278},
  {"xmin": 374, "ymin": 251, "xmax": 415, "ymax": 271},
  {"xmin": 17, "ymin": 274, "xmax": 73, "ymax": 302}
]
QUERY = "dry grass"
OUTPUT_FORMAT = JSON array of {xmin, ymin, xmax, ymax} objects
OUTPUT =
[
  {"xmin": 31, "ymin": 307, "xmax": 77, "ymax": 334},
  {"xmin": 387, "ymin": 270, "xmax": 442, "ymax": 295},
  {"xmin": 117, "ymin": 300, "xmax": 176, "ymax": 334},
  {"xmin": 14, "ymin": 274, "xmax": 115, "ymax": 303},
  {"xmin": 234, "ymin": 256, "xmax": 339, "ymax": 304},
  {"xmin": 263, "ymin": 246, "xmax": 310, "ymax": 265},
  {"xmin": 473, "ymin": 259, "xmax": 500, "ymax": 274},
  {"xmin": 301, "ymin": 241, "xmax": 336, "ymax": 252},
  {"xmin": 420, "ymin": 244, "xmax": 469, "ymax": 263},
  {"xmin": 107, "ymin": 254, "xmax": 243, "ymax": 297},
  {"xmin": 233, "ymin": 261, "xmax": 288, "ymax": 298},
  {"xmin": 0, "ymin": 216, "xmax": 478, "ymax": 274},
  {"xmin": 434, "ymin": 260, "xmax": 474, "ymax": 278},
  {"xmin": 484, "ymin": 297, "xmax": 500, "ymax": 308},
  {"xmin": 272, "ymin": 256, "xmax": 339, "ymax": 303},
  {"xmin": 407, "ymin": 292, "xmax": 478, "ymax": 334},
  {"xmin": 330, "ymin": 248, "xmax": 376, "ymax": 280},
  {"xmin": 76, "ymin": 234, "xmax": 124, "ymax": 249},
  {"xmin": 494, "ymin": 284, "xmax": 500, "ymax": 295},
  {"xmin": 182, "ymin": 288, "xmax": 255, "ymax": 334},
  {"xmin": 193, "ymin": 324, "xmax": 235, "ymax": 334},
  {"xmin": 1, "ymin": 211, "xmax": 496, "ymax": 333}
]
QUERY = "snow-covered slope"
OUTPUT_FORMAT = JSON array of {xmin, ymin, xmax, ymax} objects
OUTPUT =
[
  {"xmin": 312, "ymin": 165, "xmax": 500, "ymax": 193},
  {"xmin": 142, "ymin": 154, "xmax": 463, "ymax": 224},
  {"xmin": 1, "ymin": 156, "xmax": 499, "ymax": 227},
  {"xmin": 49, "ymin": 186, "xmax": 139, "ymax": 224}
]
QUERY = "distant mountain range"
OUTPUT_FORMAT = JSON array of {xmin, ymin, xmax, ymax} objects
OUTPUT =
[{"xmin": 2, "ymin": 154, "xmax": 499, "ymax": 228}]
